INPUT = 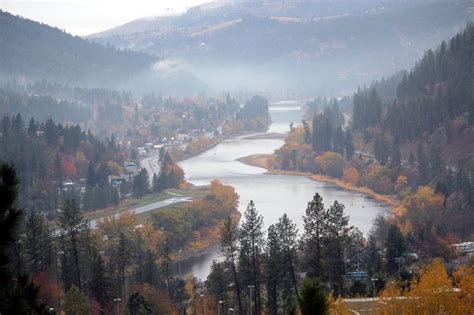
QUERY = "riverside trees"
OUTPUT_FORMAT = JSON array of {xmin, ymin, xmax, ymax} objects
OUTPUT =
[{"xmin": 210, "ymin": 194, "xmax": 361, "ymax": 314}]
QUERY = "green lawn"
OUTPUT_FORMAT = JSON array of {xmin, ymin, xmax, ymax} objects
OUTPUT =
[{"xmin": 83, "ymin": 188, "xmax": 205, "ymax": 221}]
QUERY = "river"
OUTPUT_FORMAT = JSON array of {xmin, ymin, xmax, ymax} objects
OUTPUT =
[{"xmin": 178, "ymin": 100, "xmax": 389, "ymax": 281}]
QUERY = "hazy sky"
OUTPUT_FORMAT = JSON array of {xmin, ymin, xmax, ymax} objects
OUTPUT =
[{"xmin": 0, "ymin": 0, "xmax": 210, "ymax": 36}]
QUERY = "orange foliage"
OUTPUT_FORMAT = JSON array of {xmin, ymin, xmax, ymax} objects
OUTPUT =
[
  {"xmin": 342, "ymin": 167, "xmax": 359, "ymax": 185},
  {"xmin": 379, "ymin": 259, "xmax": 473, "ymax": 314},
  {"xmin": 395, "ymin": 175, "xmax": 408, "ymax": 192},
  {"xmin": 208, "ymin": 179, "xmax": 239, "ymax": 212},
  {"xmin": 186, "ymin": 135, "xmax": 215, "ymax": 155},
  {"xmin": 33, "ymin": 271, "xmax": 63, "ymax": 309},
  {"xmin": 402, "ymin": 186, "xmax": 444, "ymax": 212},
  {"xmin": 61, "ymin": 158, "xmax": 78, "ymax": 178},
  {"xmin": 315, "ymin": 151, "xmax": 345, "ymax": 178}
]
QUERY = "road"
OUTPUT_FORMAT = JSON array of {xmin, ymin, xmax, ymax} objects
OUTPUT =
[
  {"xmin": 53, "ymin": 196, "xmax": 192, "ymax": 235},
  {"xmin": 88, "ymin": 196, "xmax": 192, "ymax": 229},
  {"xmin": 140, "ymin": 154, "xmax": 160, "ymax": 182},
  {"xmin": 354, "ymin": 150, "xmax": 458, "ymax": 173}
]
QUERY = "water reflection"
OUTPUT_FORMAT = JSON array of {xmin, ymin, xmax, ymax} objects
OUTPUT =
[{"xmin": 178, "ymin": 101, "xmax": 388, "ymax": 280}]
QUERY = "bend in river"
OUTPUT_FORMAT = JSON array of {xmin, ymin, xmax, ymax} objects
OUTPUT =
[{"xmin": 178, "ymin": 100, "xmax": 389, "ymax": 281}]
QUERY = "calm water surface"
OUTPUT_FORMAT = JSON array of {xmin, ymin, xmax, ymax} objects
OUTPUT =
[{"xmin": 178, "ymin": 101, "xmax": 388, "ymax": 281}]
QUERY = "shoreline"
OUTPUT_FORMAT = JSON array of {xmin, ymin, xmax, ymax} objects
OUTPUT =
[{"xmin": 237, "ymin": 154, "xmax": 400, "ymax": 211}]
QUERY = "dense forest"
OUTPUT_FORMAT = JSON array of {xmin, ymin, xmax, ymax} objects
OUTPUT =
[
  {"xmin": 0, "ymin": 11, "xmax": 154, "ymax": 85},
  {"xmin": 269, "ymin": 24, "xmax": 474, "ymax": 313},
  {"xmin": 0, "ymin": 114, "xmax": 126, "ymax": 215}
]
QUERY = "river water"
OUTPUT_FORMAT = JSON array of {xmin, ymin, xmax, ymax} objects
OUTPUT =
[{"xmin": 178, "ymin": 100, "xmax": 388, "ymax": 281}]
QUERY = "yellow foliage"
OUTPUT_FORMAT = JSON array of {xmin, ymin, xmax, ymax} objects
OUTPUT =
[
  {"xmin": 342, "ymin": 167, "xmax": 359, "ymax": 185},
  {"xmin": 378, "ymin": 259, "xmax": 473, "ymax": 314},
  {"xmin": 329, "ymin": 295, "xmax": 350, "ymax": 315},
  {"xmin": 395, "ymin": 175, "xmax": 408, "ymax": 192},
  {"xmin": 315, "ymin": 151, "xmax": 345, "ymax": 178},
  {"xmin": 284, "ymin": 126, "xmax": 305, "ymax": 145},
  {"xmin": 107, "ymin": 160, "xmax": 124, "ymax": 175},
  {"xmin": 403, "ymin": 186, "xmax": 444, "ymax": 212}
]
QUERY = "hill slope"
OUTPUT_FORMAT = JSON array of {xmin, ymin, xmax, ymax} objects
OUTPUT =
[
  {"xmin": 0, "ymin": 10, "xmax": 205, "ymax": 95},
  {"xmin": 88, "ymin": 0, "xmax": 474, "ymax": 95}
]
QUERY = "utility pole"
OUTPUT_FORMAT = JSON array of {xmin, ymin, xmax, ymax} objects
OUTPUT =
[
  {"xmin": 178, "ymin": 249, "xmax": 183, "ymax": 278},
  {"xmin": 248, "ymin": 285, "xmax": 255, "ymax": 315},
  {"xmin": 395, "ymin": 257, "xmax": 404, "ymax": 277},
  {"xmin": 113, "ymin": 298, "xmax": 121, "ymax": 315},
  {"xmin": 218, "ymin": 300, "xmax": 223, "ymax": 315}
]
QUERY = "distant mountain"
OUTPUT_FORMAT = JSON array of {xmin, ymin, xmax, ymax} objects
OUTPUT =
[
  {"xmin": 88, "ymin": 0, "xmax": 474, "ymax": 96},
  {"xmin": 0, "ymin": 10, "xmax": 205, "ymax": 95}
]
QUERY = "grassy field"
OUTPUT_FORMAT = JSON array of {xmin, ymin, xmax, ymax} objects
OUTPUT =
[{"xmin": 83, "ymin": 188, "xmax": 206, "ymax": 221}]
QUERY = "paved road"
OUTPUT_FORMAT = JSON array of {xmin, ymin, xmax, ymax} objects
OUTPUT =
[
  {"xmin": 53, "ymin": 196, "xmax": 192, "ymax": 235},
  {"xmin": 140, "ymin": 154, "xmax": 160, "ymax": 183},
  {"xmin": 89, "ymin": 196, "xmax": 192, "ymax": 229}
]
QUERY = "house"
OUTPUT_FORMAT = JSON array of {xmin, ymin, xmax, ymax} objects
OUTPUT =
[
  {"xmin": 452, "ymin": 242, "xmax": 474, "ymax": 256},
  {"xmin": 124, "ymin": 161, "xmax": 138, "ymax": 174}
]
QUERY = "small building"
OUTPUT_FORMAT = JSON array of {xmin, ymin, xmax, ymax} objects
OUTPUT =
[
  {"xmin": 124, "ymin": 161, "xmax": 138, "ymax": 174},
  {"xmin": 452, "ymin": 242, "xmax": 474, "ymax": 256},
  {"xmin": 108, "ymin": 175, "xmax": 127, "ymax": 188}
]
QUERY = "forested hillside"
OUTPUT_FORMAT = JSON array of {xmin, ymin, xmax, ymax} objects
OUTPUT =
[
  {"xmin": 353, "ymin": 23, "xmax": 474, "ymax": 161},
  {"xmin": 0, "ymin": 11, "xmax": 153, "ymax": 84},
  {"xmin": 0, "ymin": 11, "xmax": 205, "ymax": 95},
  {"xmin": 89, "ymin": 0, "xmax": 474, "ymax": 94}
]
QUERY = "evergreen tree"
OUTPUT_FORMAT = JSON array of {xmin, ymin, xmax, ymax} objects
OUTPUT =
[
  {"xmin": 323, "ymin": 201, "xmax": 352, "ymax": 296},
  {"xmin": 417, "ymin": 143, "xmax": 430, "ymax": 183},
  {"xmin": 265, "ymin": 225, "xmax": 282, "ymax": 315},
  {"xmin": 298, "ymin": 278, "xmax": 328, "ymax": 315},
  {"xmin": 90, "ymin": 254, "xmax": 112, "ymax": 309},
  {"xmin": 239, "ymin": 201, "xmax": 264, "ymax": 314},
  {"xmin": 302, "ymin": 119, "xmax": 312, "ymax": 144},
  {"xmin": 220, "ymin": 217, "xmax": 243, "ymax": 314},
  {"xmin": 302, "ymin": 193, "xmax": 327, "ymax": 278},
  {"xmin": 333, "ymin": 126, "xmax": 345, "ymax": 154},
  {"xmin": 58, "ymin": 198, "xmax": 86, "ymax": 291},
  {"xmin": 275, "ymin": 214, "xmax": 300, "ymax": 302},
  {"xmin": 0, "ymin": 163, "xmax": 48, "ymax": 314},
  {"xmin": 63, "ymin": 285, "xmax": 89, "ymax": 315},
  {"xmin": 344, "ymin": 130, "xmax": 354, "ymax": 161},
  {"xmin": 385, "ymin": 224, "xmax": 406, "ymax": 275},
  {"xmin": 430, "ymin": 144, "xmax": 444, "ymax": 177},
  {"xmin": 127, "ymin": 292, "xmax": 153, "ymax": 315},
  {"xmin": 206, "ymin": 260, "xmax": 228, "ymax": 303},
  {"xmin": 374, "ymin": 134, "xmax": 389, "ymax": 165},
  {"xmin": 391, "ymin": 137, "xmax": 401, "ymax": 169}
]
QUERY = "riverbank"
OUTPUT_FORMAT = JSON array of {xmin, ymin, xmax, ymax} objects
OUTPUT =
[{"xmin": 238, "ymin": 153, "xmax": 400, "ymax": 211}]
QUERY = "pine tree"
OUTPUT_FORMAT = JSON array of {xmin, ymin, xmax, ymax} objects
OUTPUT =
[
  {"xmin": 90, "ymin": 254, "xmax": 112, "ymax": 309},
  {"xmin": 275, "ymin": 214, "xmax": 300, "ymax": 302},
  {"xmin": 391, "ymin": 137, "xmax": 401, "ymax": 169},
  {"xmin": 265, "ymin": 225, "xmax": 282, "ymax": 315},
  {"xmin": 323, "ymin": 201, "xmax": 352, "ymax": 296},
  {"xmin": 59, "ymin": 198, "xmax": 86, "ymax": 291},
  {"xmin": 344, "ymin": 130, "xmax": 354, "ymax": 161},
  {"xmin": 298, "ymin": 278, "xmax": 329, "ymax": 315},
  {"xmin": 385, "ymin": 224, "xmax": 406, "ymax": 275},
  {"xmin": 63, "ymin": 285, "xmax": 89, "ymax": 315},
  {"xmin": 302, "ymin": 193, "xmax": 327, "ymax": 278},
  {"xmin": 220, "ymin": 217, "xmax": 242, "ymax": 314},
  {"xmin": 239, "ymin": 201, "xmax": 264, "ymax": 314},
  {"xmin": 417, "ymin": 143, "xmax": 430, "ymax": 183}
]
